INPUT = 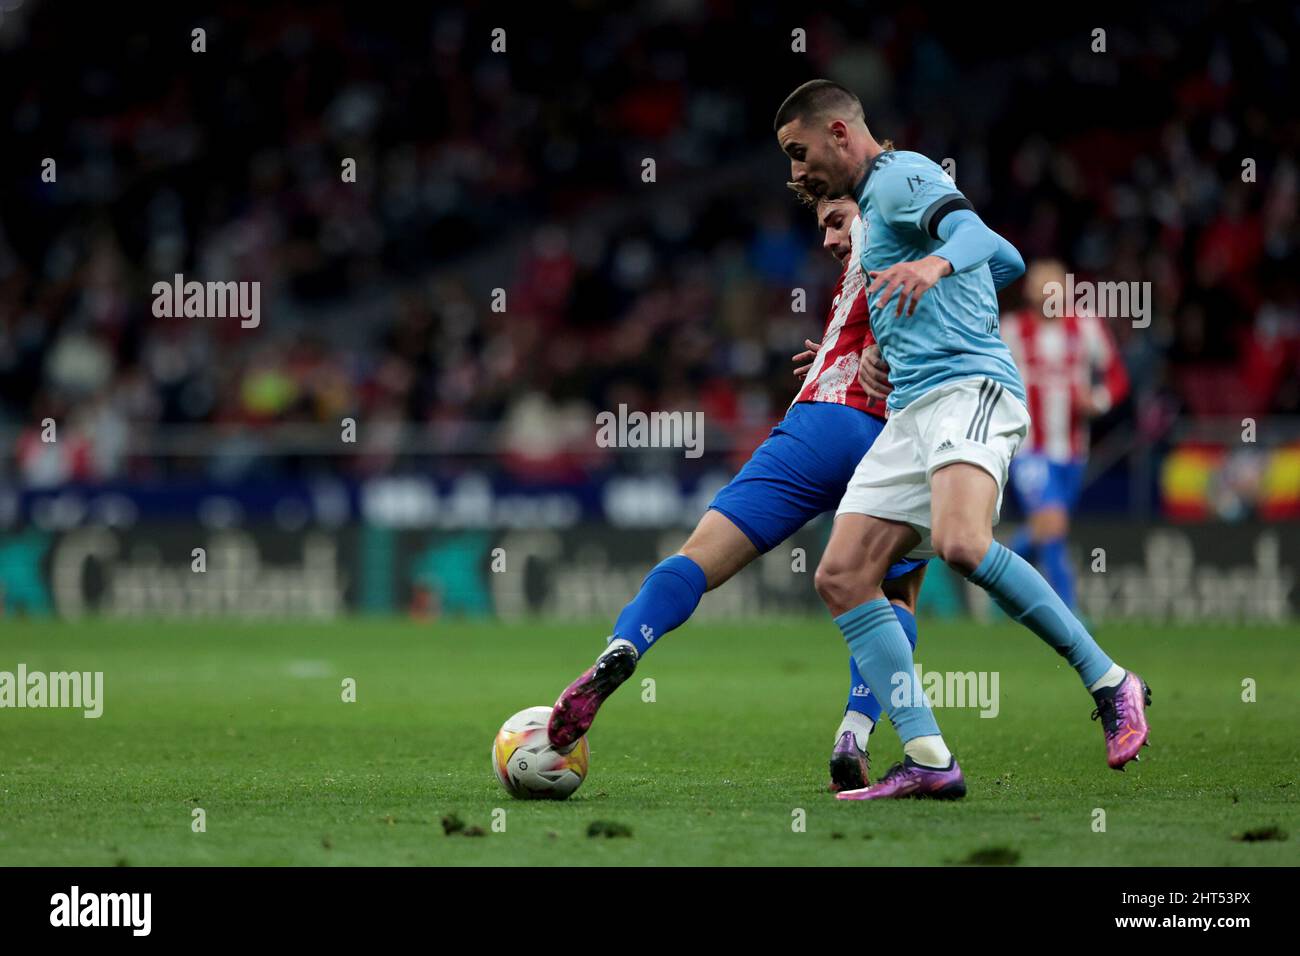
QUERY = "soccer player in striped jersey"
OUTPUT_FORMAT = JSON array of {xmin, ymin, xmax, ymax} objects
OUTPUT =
[
  {"xmin": 547, "ymin": 194, "xmax": 927, "ymax": 793},
  {"xmin": 1001, "ymin": 259, "xmax": 1130, "ymax": 610},
  {"xmin": 775, "ymin": 79, "xmax": 1150, "ymax": 800}
]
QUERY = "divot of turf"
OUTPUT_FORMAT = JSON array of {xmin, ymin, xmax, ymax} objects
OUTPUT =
[
  {"xmin": 587, "ymin": 820, "xmax": 633, "ymax": 838},
  {"xmin": 1232, "ymin": 826, "xmax": 1287, "ymax": 843},
  {"xmin": 958, "ymin": 846, "xmax": 1020, "ymax": 866}
]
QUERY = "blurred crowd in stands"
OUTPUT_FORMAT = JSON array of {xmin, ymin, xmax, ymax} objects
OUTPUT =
[{"xmin": 0, "ymin": 1, "xmax": 1296, "ymax": 492}]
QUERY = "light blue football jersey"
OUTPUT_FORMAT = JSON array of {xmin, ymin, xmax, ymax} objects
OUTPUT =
[{"xmin": 855, "ymin": 150, "xmax": 1026, "ymax": 410}]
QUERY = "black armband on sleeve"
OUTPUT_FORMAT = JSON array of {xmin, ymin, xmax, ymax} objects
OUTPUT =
[{"xmin": 921, "ymin": 194, "xmax": 974, "ymax": 239}]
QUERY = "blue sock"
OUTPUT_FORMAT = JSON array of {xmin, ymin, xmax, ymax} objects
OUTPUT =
[
  {"xmin": 845, "ymin": 604, "xmax": 918, "ymax": 723},
  {"xmin": 1037, "ymin": 536, "xmax": 1076, "ymax": 611},
  {"xmin": 835, "ymin": 598, "xmax": 939, "ymax": 744},
  {"xmin": 611, "ymin": 555, "xmax": 708, "ymax": 657},
  {"xmin": 1010, "ymin": 526, "xmax": 1038, "ymax": 565},
  {"xmin": 968, "ymin": 541, "xmax": 1112, "ymax": 687}
]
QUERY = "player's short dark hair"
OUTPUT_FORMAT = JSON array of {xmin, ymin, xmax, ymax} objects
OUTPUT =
[{"xmin": 773, "ymin": 79, "xmax": 864, "ymax": 132}]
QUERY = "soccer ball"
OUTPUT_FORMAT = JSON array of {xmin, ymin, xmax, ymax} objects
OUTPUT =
[{"xmin": 491, "ymin": 705, "xmax": 590, "ymax": 800}]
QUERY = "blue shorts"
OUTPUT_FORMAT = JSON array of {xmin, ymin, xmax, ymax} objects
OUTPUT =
[
  {"xmin": 1009, "ymin": 453, "xmax": 1085, "ymax": 513},
  {"xmin": 708, "ymin": 401, "xmax": 928, "ymax": 581}
]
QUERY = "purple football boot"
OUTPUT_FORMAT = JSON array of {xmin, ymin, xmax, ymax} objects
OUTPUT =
[
  {"xmin": 835, "ymin": 756, "xmax": 967, "ymax": 801},
  {"xmin": 828, "ymin": 731, "xmax": 871, "ymax": 793},
  {"xmin": 1091, "ymin": 670, "xmax": 1152, "ymax": 770},
  {"xmin": 547, "ymin": 642, "xmax": 639, "ymax": 749}
]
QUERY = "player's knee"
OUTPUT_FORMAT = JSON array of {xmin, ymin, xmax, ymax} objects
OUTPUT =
[
  {"xmin": 676, "ymin": 545, "xmax": 718, "ymax": 589},
  {"xmin": 933, "ymin": 529, "xmax": 991, "ymax": 577},
  {"xmin": 814, "ymin": 560, "xmax": 858, "ymax": 616}
]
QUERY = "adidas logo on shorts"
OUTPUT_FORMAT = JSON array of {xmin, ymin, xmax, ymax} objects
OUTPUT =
[{"xmin": 936, "ymin": 439, "xmax": 955, "ymax": 452}]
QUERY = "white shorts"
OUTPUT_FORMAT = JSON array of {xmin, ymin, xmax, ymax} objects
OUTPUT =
[{"xmin": 835, "ymin": 376, "xmax": 1030, "ymax": 557}]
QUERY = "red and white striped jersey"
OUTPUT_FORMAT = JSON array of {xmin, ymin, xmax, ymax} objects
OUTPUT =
[
  {"xmin": 793, "ymin": 217, "xmax": 888, "ymax": 419},
  {"xmin": 1000, "ymin": 308, "xmax": 1129, "ymax": 461}
]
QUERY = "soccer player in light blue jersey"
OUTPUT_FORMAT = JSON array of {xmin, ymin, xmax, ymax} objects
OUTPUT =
[
  {"xmin": 544, "ymin": 194, "xmax": 930, "ymax": 794},
  {"xmin": 774, "ymin": 80, "xmax": 1152, "ymax": 800}
]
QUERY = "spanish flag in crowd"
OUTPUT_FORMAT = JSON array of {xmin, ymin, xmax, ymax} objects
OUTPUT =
[{"xmin": 1161, "ymin": 442, "xmax": 1300, "ymax": 520}]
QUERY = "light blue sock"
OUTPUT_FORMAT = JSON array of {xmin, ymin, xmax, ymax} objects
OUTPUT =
[
  {"xmin": 611, "ymin": 554, "xmax": 707, "ymax": 657},
  {"xmin": 969, "ymin": 541, "xmax": 1112, "ymax": 687},
  {"xmin": 835, "ymin": 598, "xmax": 939, "ymax": 744},
  {"xmin": 1037, "ymin": 537, "xmax": 1076, "ymax": 611},
  {"xmin": 845, "ymin": 604, "xmax": 918, "ymax": 722}
]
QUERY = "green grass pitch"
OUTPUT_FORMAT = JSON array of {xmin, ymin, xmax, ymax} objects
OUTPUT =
[{"xmin": 0, "ymin": 616, "xmax": 1295, "ymax": 866}]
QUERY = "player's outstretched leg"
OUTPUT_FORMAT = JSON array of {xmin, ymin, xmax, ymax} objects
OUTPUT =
[
  {"xmin": 547, "ymin": 554, "xmax": 704, "ymax": 748},
  {"xmin": 829, "ymin": 572, "xmax": 923, "ymax": 792},
  {"xmin": 816, "ymin": 515, "xmax": 965, "ymax": 801},
  {"xmin": 548, "ymin": 511, "xmax": 756, "ymax": 748},
  {"xmin": 967, "ymin": 540, "xmax": 1151, "ymax": 768},
  {"xmin": 932, "ymin": 463, "xmax": 1151, "ymax": 770}
]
